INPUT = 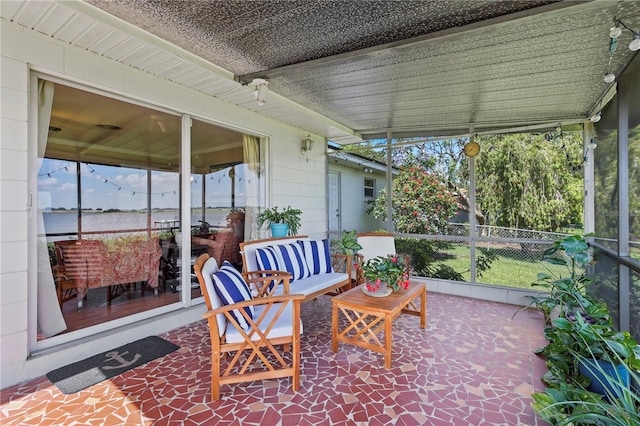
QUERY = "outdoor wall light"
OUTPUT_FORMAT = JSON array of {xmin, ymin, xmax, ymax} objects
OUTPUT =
[
  {"xmin": 590, "ymin": 112, "xmax": 602, "ymax": 123},
  {"xmin": 301, "ymin": 134, "xmax": 314, "ymax": 156},
  {"xmin": 252, "ymin": 78, "xmax": 269, "ymax": 106}
]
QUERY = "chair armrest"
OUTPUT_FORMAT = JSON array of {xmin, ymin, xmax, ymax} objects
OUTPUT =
[
  {"xmin": 243, "ymin": 270, "xmax": 293, "ymax": 297},
  {"xmin": 331, "ymin": 253, "xmax": 364, "ymax": 284},
  {"xmin": 203, "ymin": 293, "xmax": 305, "ymax": 320},
  {"xmin": 52, "ymin": 264, "xmax": 68, "ymax": 282},
  {"xmin": 203, "ymin": 293, "xmax": 304, "ymax": 338}
]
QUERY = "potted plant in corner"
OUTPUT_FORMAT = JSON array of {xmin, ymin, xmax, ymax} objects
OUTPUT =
[
  {"xmin": 519, "ymin": 234, "xmax": 597, "ymax": 326},
  {"xmin": 257, "ymin": 206, "xmax": 302, "ymax": 237},
  {"xmin": 525, "ymin": 234, "xmax": 640, "ymax": 424}
]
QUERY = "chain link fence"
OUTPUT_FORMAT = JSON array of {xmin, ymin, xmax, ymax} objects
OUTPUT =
[{"xmin": 394, "ymin": 224, "xmax": 572, "ymax": 289}]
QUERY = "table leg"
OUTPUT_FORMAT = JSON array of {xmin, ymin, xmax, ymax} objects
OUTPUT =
[
  {"xmin": 384, "ymin": 312, "xmax": 392, "ymax": 369},
  {"xmin": 331, "ymin": 302, "xmax": 338, "ymax": 352},
  {"xmin": 420, "ymin": 286, "xmax": 426, "ymax": 329}
]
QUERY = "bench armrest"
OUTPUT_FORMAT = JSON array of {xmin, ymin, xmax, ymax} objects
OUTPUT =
[{"xmin": 243, "ymin": 270, "xmax": 293, "ymax": 297}]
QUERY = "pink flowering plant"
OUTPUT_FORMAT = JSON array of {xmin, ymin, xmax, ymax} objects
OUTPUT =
[{"xmin": 361, "ymin": 254, "xmax": 410, "ymax": 292}]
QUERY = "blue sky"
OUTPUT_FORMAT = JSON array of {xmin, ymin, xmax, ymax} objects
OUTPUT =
[{"xmin": 38, "ymin": 159, "xmax": 245, "ymax": 211}]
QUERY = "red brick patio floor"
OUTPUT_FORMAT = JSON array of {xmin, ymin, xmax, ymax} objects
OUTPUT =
[{"xmin": 1, "ymin": 292, "xmax": 549, "ymax": 425}]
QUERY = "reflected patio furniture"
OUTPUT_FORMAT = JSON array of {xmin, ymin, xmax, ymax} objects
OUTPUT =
[
  {"xmin": 194, "ymin": 253, "xmax": 303, "ymax": 400},
  {"xmin": 52, "ymin": 262, "xmax": 79, "ymax": 308},
  {"xmin": 53, "ymin": 237, "xmax": 162, "ymax": 310}
]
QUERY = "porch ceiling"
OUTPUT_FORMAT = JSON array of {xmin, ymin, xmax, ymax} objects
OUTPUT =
[{"xmin": 3, "ymin": 1, "xmax": 640, "ymax": 144}]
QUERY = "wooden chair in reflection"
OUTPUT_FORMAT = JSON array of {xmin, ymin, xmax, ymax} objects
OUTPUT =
[{"xmin": 193, "ymin": 253, "xmax": 303, "ymax": 400}]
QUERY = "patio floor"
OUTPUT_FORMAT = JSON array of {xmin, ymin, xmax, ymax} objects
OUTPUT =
[{"xmin": 1, "ymin": 292, "xmax": 549, "ymax": 425}]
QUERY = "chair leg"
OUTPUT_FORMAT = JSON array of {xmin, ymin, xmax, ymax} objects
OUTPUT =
[{"xmin": 211, "ymin": 355, "xmax": 221, "ymax": 400}]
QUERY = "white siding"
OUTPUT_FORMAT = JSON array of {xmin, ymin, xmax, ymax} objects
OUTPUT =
[
  {"xmin": 0, "ymin": 20, "xmax": 326, "ymax": 388},
  {"xmin": 328, "ymin": 163, "xmax": 386, "ymax": 232}
]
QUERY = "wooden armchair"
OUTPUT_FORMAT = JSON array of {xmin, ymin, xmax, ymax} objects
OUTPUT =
[{"xmin": 193, "ymin": 254, "xmax": 304, "ymax": 400}]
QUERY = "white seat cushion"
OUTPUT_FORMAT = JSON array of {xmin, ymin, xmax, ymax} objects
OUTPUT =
[
  {"xmin": 271, "ymin": 272, "xmax": 349, "ymax": 297},
  {"xmin": 224, "ymin": 301, "xmax": 303, "ymax": 344}
]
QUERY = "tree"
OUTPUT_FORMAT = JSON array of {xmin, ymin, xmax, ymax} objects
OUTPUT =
[
  {"xmin": 366, "ymin": 165, "xmax": 459, "ymax": 234},
  {"xmin": 475, "ymin": 132, "xmax": 583, "ymax": 232}
]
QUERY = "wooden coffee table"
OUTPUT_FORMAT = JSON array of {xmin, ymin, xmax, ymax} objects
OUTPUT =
[{"xmin": 331, "ymin": 281, "xmax": 426, "ymax": 368}]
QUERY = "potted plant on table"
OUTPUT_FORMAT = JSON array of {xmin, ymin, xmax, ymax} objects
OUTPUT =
[
  {"xmin": 257, "ymin": 206, "xmax": 302, "ymax": 237},
  {"xmin": 361, "ymin": 254, "xmax": 410, "ymax": 295}
]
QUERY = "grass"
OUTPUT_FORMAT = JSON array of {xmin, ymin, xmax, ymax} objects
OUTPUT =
[{"xmin": 432, "ymin": 244, "xmax": 566, "ymax": 290}]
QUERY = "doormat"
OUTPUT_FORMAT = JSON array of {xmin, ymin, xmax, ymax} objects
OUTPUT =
[{"xmin": 46, "ymin": 336, "xmax": 179, "ymax": 394}]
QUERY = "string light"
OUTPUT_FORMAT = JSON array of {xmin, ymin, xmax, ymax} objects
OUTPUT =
[
  {"xmin": 39, "ymin": 162, "xmax": 179, "ymax": 197},
  {"xmin": 39, "ymin": 161, "xmax": 245, "ymax": 197}
]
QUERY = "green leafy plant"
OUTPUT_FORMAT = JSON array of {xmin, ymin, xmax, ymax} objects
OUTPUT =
[
  {"xmin": 257, "ymin": 206, "xmax": 302, "ymax": 236},
  {"xmin": 524, "ymin": 234, "xmax": 640, "ymax": 425},
  {"xmin": 361, "ymin": 254, "xmax": 410, "ymax": 292},
  {"xmin": 336, "ymin": 230, "xmax": 362, "ymax": 255},
  {"xmin": 523, "ymin": 234, "xmax": 597, "ymax": 325},
  {"xmin": 533, "ymin": 333, "xmax": 640, "ymax": 425}
]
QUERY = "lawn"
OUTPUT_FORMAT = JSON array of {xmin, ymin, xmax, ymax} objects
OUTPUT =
[{"xmin": 431, "ymin": 244, "xmax": 568, "ymax": 290}]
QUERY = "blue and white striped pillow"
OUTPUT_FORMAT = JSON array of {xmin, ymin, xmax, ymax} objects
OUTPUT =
[
  {"xmin": 274, "ymin": 243, "xmax": 311, "ymax": 281},
  {"xmin": 212, "ymin": 261, "xmax": 254, "ymax": 331},
  {"xmin": 255, "ymin": 246, "xmax": 283, "ymax": 290},
  {"xmin": 299, "ymin": 239, "xmax": 333, "ymax": 275},
  {"xmin": 256, "ymin": 246, "xmax": 281, "ymax": 272}
]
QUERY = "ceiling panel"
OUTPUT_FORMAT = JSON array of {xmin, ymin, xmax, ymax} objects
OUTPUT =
[{"xmin": 3, "ymin": 0, "xmax": 640, "ymax": 145}]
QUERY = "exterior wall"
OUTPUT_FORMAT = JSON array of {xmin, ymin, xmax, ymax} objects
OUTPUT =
[
  {"xmin": 328, "ymin": 163, "xmax": 386, "ymax": 232},
  {"xmin": 0, "ymin": 20, "xmax": 326, "ymax": 388}
]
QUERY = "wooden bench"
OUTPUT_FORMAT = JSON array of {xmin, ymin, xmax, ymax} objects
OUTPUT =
[{"xmin": 239, "ymin": 235, "xmax": 355, "ymax": 302}]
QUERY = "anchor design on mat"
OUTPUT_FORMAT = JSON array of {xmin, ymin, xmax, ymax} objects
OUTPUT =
[{"xmin": 102, "ymin": 350, "xmax": 142, "ymax": 370}]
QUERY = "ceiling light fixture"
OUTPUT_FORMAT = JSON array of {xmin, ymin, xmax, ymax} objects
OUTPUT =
[
  {"xmin": 604, "ymin": 73, "xmax": 616, "ymax": 83},
  {"xmin": 589, "ymin": 112, "xmax": 602, "ymax": 123},
  {"xmin": 252, "ymin": 78, "xmax": 269, "ymax": 106}
]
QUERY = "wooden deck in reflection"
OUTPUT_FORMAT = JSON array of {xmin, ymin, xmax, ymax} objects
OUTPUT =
[{"xmin": 49, "ymin": 282, "xmax": 202, "ymax": 336}]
